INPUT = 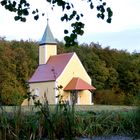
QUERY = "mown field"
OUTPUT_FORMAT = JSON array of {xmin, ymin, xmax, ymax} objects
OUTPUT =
[{"xmin": 0, "ymin": 105, "xmax": 136, "ymax": 112}]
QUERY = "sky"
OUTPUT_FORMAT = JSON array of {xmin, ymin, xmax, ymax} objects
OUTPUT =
[{"xmin": 0, "ymin": 0, "xmax": 140, "ymax": 53}]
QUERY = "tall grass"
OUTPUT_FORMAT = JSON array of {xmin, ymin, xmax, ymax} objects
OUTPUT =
[
  {"xmin": 74, "ymin": 110, "xmax": 138, "ymax": 137},
  {"xmin": 0, "ymin": 87, "xmax": 139, "ymax": 139},
  {"xmin": 0, "ymin": 104, "xmax": 139, "ymax": 140},
  {"xmin": 0, "ymin": 106, "xmax": 41, "ymax": 140}
]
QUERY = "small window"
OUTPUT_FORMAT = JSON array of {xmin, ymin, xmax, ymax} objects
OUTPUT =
[
  {"xmin": 34, "ymin": 88, "xmax": 40, "ymax": 97},
  {"xmin": 44, "ymin": 92, "xmax": 46, "ymax": 98}
]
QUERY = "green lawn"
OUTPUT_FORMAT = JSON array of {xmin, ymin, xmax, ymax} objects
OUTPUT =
[
  {"xmin": 0, "ymin": 105, "xmax": 137, "ymax": 113},
  {"xmin": 75, "ymin": 105, "xmax": 136, "ymax": 112}
]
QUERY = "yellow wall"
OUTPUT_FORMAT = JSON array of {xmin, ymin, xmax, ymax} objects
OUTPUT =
[
  {"xmin": 78, "ymin": 90, "xmax": 92, "ymax": 105},
  {"xmin": 61, "ymin": 90, "xmax": 92, "ymax": 105},
  {"xmin": 22, "ymin": 81, "xmax": 56, "ymax": 105},
  {"xmin": 57, "ymin": 53, "xmax": 92, "ymax": 105},
  {"xmin": 39, "ymin": 45, "xmax": 46, "ymax": 65},
  {"xmin": 39, "ymin": 44, "xmax": 57, "ymax": 65}
]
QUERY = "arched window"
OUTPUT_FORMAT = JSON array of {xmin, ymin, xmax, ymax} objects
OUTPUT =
[
  {"xmin": 34, "ymin": 88, "xmax": 40, "ymax": 97},
  {"xmin": 44, "ymin": 92, "xmax": 46, "ymax": 98}
]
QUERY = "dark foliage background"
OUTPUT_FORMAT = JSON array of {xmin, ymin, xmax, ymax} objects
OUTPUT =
[{"xmin": 0, "ymin": 37, "xmax": 140, "ymax": 105}]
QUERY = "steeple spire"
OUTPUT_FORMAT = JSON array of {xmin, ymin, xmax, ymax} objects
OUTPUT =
[
  {"xmin": 40, "ymin": 19, "xmax": 57, "ymax": 45},
  {"xmin": 39, "ymin": 19, "xmax": 57, "ymax": 65}
]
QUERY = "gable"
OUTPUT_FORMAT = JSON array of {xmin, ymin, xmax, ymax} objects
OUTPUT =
[{"xmin": 56, "ymin": 53, "xmax": 91, "ymax": 86}]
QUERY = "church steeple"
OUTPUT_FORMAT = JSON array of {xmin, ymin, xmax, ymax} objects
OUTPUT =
[
  {"xmin": 39, "ymin": 20, "xmax": 57, "ymax": 65},
  {"xmin": 40, "ymin": 19, "xmax": 57, "ymax": 45}
]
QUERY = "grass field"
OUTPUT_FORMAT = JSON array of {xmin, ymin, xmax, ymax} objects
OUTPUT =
[
  {"xmin": 0, "ymin": 105, "xmax": 137, "ymax": 113},
  {"xmin": 0, "ymin": 104, "xmax": 139, "ymax": 139},
  {"xmin": 75, "ymin": 105, "xmax": 136, "ymax": 112}
]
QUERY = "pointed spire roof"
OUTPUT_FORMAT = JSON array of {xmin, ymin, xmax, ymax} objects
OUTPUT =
[{"xmin": 40, "ymin": 19, "xmax": 57, "ymax": 45}]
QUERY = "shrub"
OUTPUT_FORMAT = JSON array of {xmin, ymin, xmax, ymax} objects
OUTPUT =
[{"xmin": 94, "ymin": 89, "xmax": 125, "ymax": 105}]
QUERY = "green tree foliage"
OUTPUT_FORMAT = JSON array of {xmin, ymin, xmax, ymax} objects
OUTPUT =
[
  {"xmin": 1, "ymin": 72, "xmax": 24, "ymax": 105},
  {"xmin": 0, "ymin": 38, "xmax": 140, "ymax": 105},
  {"xmin": 0, "ymin": 38, "xmax": 38, "ymax": 105}
]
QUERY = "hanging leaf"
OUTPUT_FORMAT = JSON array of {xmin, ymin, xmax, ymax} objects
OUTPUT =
[
  {"xmin": 64, "ymin": 30, "xmax": 69, "ymax": 34},
  {"xmin": 21, "ymin": 17, "xmax": 26, "ymax": 22},
  {"xmin": 14, "ymin": 16, "xmax": 20, "ymax": 21},
  {"xmin": 34, "ymin": 15, "xmax": 39, "ymax": 20}
]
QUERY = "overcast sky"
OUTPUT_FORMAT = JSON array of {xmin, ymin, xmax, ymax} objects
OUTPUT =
[{"xmin": 0, "ymin": 0, "xmax": 140, "ymax": 53}]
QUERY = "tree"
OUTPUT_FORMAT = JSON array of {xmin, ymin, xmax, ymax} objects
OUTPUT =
[
  {"xmin": 1, "ymin": 72, "xmax": 25, "ymax": 105},
  {"xmin": 0, "ymin": 0, "xmax": 113, "ymax": 46},
  {"xmin": 0, "ymin": 38, "xmax": 38, "ymax": 105}
]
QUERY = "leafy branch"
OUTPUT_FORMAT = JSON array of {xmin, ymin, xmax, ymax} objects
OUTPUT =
[{"xmin": 0, "ymin": 0, "xmax": 113, "ymax": 46}]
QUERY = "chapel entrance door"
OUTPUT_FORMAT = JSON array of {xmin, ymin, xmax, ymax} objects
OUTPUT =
[{"xmin": 70, "ymin": 90, "xmax": 78, "ymax": 105}]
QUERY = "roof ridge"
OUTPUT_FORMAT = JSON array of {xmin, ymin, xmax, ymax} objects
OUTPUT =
[
  {"xmin": 55, "ymin": 52, "xmax": 75, "ymax": 56},
  {"xmin": 49, "ymin": 52, "xmax": 75, "ymax": 58}
]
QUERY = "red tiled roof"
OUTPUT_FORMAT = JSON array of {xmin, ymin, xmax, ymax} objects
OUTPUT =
[
  {"xmin": 64, "ymin": 77, "xmax": 96, "ymax": 91},
  {"xmin": 28, "ymin": 53, "xmax": 74, "ymax": 83}
]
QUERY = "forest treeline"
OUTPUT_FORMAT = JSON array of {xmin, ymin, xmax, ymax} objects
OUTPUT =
[{"xmin": 0, "ymin": 37, "xmax": 140, "ymax": 105}]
